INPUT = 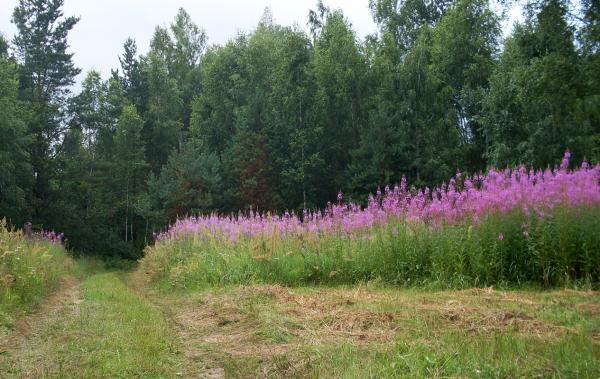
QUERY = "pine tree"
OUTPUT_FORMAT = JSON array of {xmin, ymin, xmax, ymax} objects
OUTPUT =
[
  {"xmin": 148, "ymin": 142, "xmax": 222, "ymax": 224},
  {"xmin": 11, "ymin": 0, "xmax": 80, "ymax": 221}
]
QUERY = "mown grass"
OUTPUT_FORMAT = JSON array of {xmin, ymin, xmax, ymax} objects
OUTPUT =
[
  {"xmin": 300, "ymin": 333, "xmax": 598, "ymax": 378},
  {"xmin": 0, "ymin": 220, "xmax": 75, "ymax": 335},
  {"xmin": 153, "ymin": 284, "xmax": 600, "ymax": 378},
  {"xmin": 0, "ymin": 272, "xmax": 182, "ymax": 377},
  {"xmin": 141, "ymin": 206, "xmax": 600, "ymax": 290},
  {"xmin": 0, "ymin": 266, "xmax": 597, "ymax": 377}
]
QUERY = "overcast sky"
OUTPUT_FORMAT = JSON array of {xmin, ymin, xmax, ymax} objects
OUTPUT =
[
  {"xmin": 1, "ymin": 0, "xmax": 521, "ymax": 88},
  {"xmin": 0, "ymin": 0, "xmax": 378, "ymax": 85}
]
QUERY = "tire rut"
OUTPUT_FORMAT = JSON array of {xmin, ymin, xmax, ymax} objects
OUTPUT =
[
  {"xmin": 0, "ymin": 278, "xmax": 82, "ymax": 368},
  {"xmin": 127, "ymin": 272, "xmax": 225, "ymax": 379}
]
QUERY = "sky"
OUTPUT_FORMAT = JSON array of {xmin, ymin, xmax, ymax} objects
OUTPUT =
[
  {"xmin": 0, "ymin": 0, "xmax": 521, "ymax": 88},
  {"xmin": 0, "ymin": 0, "xmax": 378, "ymax": 85}
]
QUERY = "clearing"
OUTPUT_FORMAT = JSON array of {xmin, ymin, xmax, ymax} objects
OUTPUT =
[
  {"xmin": 145, "ymin": 283, "xmax": 600, "ymax": 377},
  {"xmin": 1, "ymin": 270, "xmax": 599, "ymax": 378}
]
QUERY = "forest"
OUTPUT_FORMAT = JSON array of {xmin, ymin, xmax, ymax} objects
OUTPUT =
[{"xmin": 0, "ymin": 0, "xmax": 598, "ymax": 258}]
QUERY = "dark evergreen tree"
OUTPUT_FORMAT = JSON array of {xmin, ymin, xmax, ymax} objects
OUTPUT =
[
  {"xmin": 148, "ymin": 142, "xmax": 222, "ymax": 224},
  {"xmin": 11, "ymin": 0, "xmax": 80, "ymax": 223}
]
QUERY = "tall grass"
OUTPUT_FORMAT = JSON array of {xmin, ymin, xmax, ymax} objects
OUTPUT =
[
  {"xmin": 0, "ymin": 220, "xmax": 74, "ymax": 330},
  {"xmin": 141, "ymin": 153, "xmax": 600, "ymax": 289},
  {"xmin": 141, "ymin": 206, "xmax": 599, "ymax": 289}
]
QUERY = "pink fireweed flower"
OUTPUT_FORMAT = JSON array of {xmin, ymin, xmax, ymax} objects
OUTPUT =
[{"xmin": 154, "ymin": 152, "xmax": 600, "ymax": 243}]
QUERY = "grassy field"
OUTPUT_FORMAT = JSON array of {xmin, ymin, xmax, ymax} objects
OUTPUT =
[
  {"xmin": 3, "ymin": 267, "xmax": 598, "ymax": 378},
  {"xmin": 145, "ymin": 283, "xmax": 600, "ymax": 378},
  {"xmin": 1, "ymin": 211, "xmax": 599, "ymax": 377}
]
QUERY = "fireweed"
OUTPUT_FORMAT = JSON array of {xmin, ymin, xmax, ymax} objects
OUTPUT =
[
  {"xmin": 141, "ymin": 153, "xmax": 600, "ymax": 289},
  {"xmin": 27, "ymin": 230, "xmax": 65, "ymax": 245}
]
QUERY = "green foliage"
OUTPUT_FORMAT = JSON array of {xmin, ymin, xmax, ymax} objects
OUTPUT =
[
  {"xmin": 352, "ymin": 0, "xmax": 500, "ymax": 195},
  {"xmin": 148, "ymin": 142, "xmax": 223, "ymax": 224},
  {"xmin": 112, "ymin": 105, "xmax": 150, "ymax": 253},
  {"xmin": 312, "ymin": 10, "xmax": 368, "ymax": 201},
  {"xmin": 0, "ymin": 34, "xmax": 8, "ymax": 56},
  {"xmin": 119, "ymin": 38, "xmax": 148, "ymax": 113},
  {"xmin": 430, "ymin": 0, "xmax": 500, "ymax": 170},
  {"xmin": 11, "ymin": 0, "xmax": 80, "ymax": 99},
  {"xmin": 481, "ymin": 0, "xmax": 598, "ymax": 167},
  {"xmin": 143, "ymin": 29, "xmax": 183, "ymax": 173},
  {"xmin": 369, "ymin": 0, "xmax": 454, "ymax": 51},
  {"xmin": 580, "ymin": 0, "xmax": 600, "ymax": 54},
  {"xmin": 11, "ymin": 0, "xmax": 81, "ymax": 226},
  {"xmin": 189, "ymin": 41, "xmax": 242, "ymax": 155}
]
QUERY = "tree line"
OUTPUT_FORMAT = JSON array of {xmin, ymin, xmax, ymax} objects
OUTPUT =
[{"xmin": 0, "ymin": 0, "xmax": 598, "ymax": 257}]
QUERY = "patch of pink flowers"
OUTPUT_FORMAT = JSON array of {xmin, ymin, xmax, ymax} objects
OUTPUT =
[
  {"xmin": 29, "ymin": 230, "xmax": 65, "ymax": 245},
  {"xmin": 156, "ymin": 152, "xmax": 600, "ymax": 242}
]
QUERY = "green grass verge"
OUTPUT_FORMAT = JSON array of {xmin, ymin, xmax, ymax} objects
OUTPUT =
[{"xmin": 0, "ymin": 272, "xmax": 182, "ymax": 378}]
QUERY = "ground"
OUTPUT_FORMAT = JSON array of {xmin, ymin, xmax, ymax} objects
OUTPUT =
[{"xmin": 0, "ymin": 269, "xmax": 599, "ymax": 378}]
